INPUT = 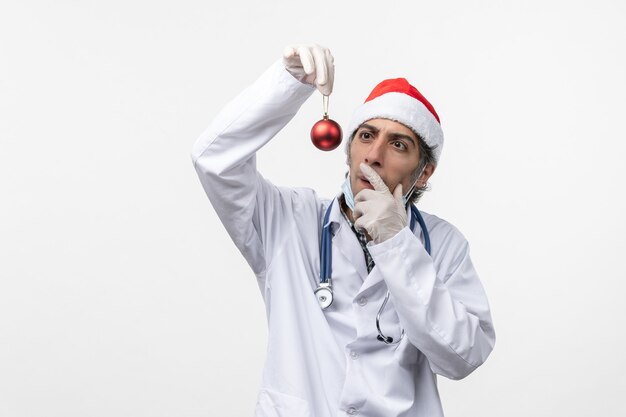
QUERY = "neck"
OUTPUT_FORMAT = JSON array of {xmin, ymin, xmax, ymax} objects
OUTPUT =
[{"xmin": 340, "ymin": 195, "xmax": 356, "ymax": 224}]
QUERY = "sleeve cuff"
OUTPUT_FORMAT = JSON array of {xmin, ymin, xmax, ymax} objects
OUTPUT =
[
  {"xmin": 367, "ymin": 226, "xmax": 420, "ymax": 255},
  {"xmin": 272, "ymin": 59, "xmax": 316, "ymax": 94}
]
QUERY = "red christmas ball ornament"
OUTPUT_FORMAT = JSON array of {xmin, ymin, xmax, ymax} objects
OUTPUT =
[{"xmin": 310, "ymin": 115, "xmax": 342, "ymax": 151}]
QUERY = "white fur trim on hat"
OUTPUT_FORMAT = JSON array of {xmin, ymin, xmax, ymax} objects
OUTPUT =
[{"xmin": 345, "ymin": 92, "xmax": 444, "ymax": 164}]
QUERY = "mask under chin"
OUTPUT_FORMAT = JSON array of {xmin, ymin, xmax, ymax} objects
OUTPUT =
[{"xmin": 341, "ymin": 176, "xmax": 356, "ymax": 210}]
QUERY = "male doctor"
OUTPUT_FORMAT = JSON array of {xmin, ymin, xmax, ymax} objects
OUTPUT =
[{"xmin": 191, "ymin": 44, "xmax": 495, "ymax": 417}]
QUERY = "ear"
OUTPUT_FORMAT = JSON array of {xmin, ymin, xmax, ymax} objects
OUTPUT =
[{"xmin": 418, "ymin": 163, "xmax": 436, "ymax": 187}]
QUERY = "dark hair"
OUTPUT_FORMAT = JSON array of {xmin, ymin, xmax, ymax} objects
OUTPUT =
[{"xmin": 407, "ymin": 133, "xmax": 437, "ymax": 203}]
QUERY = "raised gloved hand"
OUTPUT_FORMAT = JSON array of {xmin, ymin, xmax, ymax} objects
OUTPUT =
[
  {"xmin": 353, "ymin": 163, "xmax": 408, "ymax": 244},
  {"xmin": 282, "ymin": 44, "xmax": 334, "ymax": 96}
]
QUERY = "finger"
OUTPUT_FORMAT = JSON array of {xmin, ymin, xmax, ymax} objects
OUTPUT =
[
  {"xmin": 354, "ymin": 188, "xmax": 377, "ymax": 203},
  {"xmin": 353, "ymin": 199, "xmax": 376, "ymax": 220},
  {"xmin": 393, "ymin": 183, "xmax": 403, "ymax": 200},
  {"xmin": 353, "ymin": 199, "xmax": 371, "ymax": 219},
  {"xmin": 360, "ymin": 163, "xmax": 389, "ymax": 193},
  {"xmin": 297, "ymin": 45, "xmax": 315, "ymax": 75},
  {"xmin": 310, "ymin": 45, "xmax": 327, "ymax": 87},
  {"xmin": 354, "ymin": 216, "xmax": 365, "ymax": 231},
  {"xmin": 353, "ymin": 205, "xmax": 363, "ymax": 220},
  {"xmin": 282, "ymin": 45, "xmax": 297, "ymax": 61},
  {"xmin": 354, "ymin": 216, "xmax": 371, "ymax": 235}
]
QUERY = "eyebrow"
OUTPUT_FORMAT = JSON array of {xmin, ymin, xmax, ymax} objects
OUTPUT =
[
  {"xmin": 391, "ymin": 133, "xmax": 417, "ymax": 148},
  {"xmin": 358, "ymin": 123, "xmax": 417, "ymax": 148},
  {"xmin": 359, "ymin": 123, "xmax": 380, "ymax": 134}
]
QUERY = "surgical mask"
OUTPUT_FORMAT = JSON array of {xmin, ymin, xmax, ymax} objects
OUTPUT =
[
  {"xmin": 342, "ymin": 176, "xmax": 356, "ymax": 210},
  {"xmin": 342, "ymin": 166, "xmax": 425, "ymax": 210}
]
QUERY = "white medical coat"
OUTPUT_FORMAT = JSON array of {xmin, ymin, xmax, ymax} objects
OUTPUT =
[{"xmin": 191, "ymin": 60, "xmax": 495, "ymax": 417}]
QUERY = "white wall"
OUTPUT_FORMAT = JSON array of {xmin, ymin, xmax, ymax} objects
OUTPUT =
[{"xmin": 1, "ymin": 1, "xmax": 625, "ymax": 416}]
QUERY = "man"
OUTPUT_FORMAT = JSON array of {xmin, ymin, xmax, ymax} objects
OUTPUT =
[{"xmin": 191, "ymin": 44, "xmax": 495, "ymax": 417}]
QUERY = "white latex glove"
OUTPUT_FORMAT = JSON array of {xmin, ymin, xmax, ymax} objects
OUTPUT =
[
  {"xmin": 282, "ymin": 44, "xmax": 334, "ymax": 96},
  {"xmin": 353, "ymin": 163, "xmax": 408, "ymax": 244}
]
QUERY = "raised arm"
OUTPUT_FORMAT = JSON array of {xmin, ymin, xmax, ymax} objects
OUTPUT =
[{"xmin": 191, "ymin": 45, "xmax": 334, "ymax": 278}]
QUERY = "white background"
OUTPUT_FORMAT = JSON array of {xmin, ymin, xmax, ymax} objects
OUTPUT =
[{"xmin": 1, "ymin": 1, "xmax": 625, "ymax": 416}]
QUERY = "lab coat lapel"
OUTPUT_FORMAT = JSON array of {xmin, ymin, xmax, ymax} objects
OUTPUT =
[{"xmin": 358, "ymin": 265, "xmax": 385, "ymax": 294}]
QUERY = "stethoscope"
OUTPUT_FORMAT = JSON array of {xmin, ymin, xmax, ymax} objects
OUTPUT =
[{"xmin": 315, "ymin": 199, "xmax": 431, "ymax": 345}]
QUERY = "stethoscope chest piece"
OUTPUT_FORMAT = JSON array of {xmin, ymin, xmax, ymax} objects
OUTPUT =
[{"xmin": 315, "ymin": 282, "xmax": 333, "ymax": 309}]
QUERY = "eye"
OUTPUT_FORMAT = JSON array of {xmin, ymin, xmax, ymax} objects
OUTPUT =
[
  {"xmin": 359, "ymin": 131, "xmax": 373, "ymax": 141},
  {"xmin": 391, "ymin": 140, "xmax": 407, "ymax": 151}
]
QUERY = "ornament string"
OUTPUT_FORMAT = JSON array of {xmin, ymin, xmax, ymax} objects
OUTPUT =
[{"xmin": 323, "ymin": 95, "xmax": 329, "ymax": 119}]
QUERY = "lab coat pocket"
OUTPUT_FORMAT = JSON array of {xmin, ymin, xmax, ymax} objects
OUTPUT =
[{"xmin": 255, "ymin": 389, "xmax": 311, "ymax": 417}]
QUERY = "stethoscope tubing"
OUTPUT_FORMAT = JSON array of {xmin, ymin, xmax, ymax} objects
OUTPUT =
[{"xmin": 318, "ymin": 199, "xmax": 431, "ymax": 344}]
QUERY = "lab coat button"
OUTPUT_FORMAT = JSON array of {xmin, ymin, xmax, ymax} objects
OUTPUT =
[
  {"xmin": 347, "ymin": 407, "xmax": 359, "ymax": 415},
  {"xmin": 357, "ymin": 296, "xmax": 367, "ymax": 306},
  {"xmin": 350, "ymin": 351, "xmax": 359, "ymax": 360}
]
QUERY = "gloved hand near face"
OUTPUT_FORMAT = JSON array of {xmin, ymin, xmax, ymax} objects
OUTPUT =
[
  {"xmin": 283, "ymin": 44, "xmax": 334, "ymax": 96},
  {"xmin": 353, "ymin": 163, "xmax": 409, "ymax": 244}
]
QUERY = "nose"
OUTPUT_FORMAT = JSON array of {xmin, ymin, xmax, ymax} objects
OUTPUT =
[{"xmin": 364, "ymin": 138, "xmax": 385, "ymax": 167}]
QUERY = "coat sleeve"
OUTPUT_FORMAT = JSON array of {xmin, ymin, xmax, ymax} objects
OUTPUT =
[
  {"xmin": 190, "ymin": 60, "xmax": 316, "ymax": 279},
  {"xmin": 367, "ymin": 223, "xmax": 496, "ymax": 380}
]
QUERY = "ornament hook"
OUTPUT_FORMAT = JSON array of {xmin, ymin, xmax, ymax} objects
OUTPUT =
[{"xmin": 323, "ymin": 95, "xmax": 329, "ymax": 119}]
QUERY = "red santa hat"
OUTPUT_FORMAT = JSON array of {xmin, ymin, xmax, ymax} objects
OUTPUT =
[{"xmin": 345, "ymin": 78, "xmax": 444, "ymax": 164}]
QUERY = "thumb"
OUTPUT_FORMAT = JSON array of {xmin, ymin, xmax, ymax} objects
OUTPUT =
[
  {"xmin": 282, "ymin": 45, "xmax": 297, "ymax": 61},
  {"xmin": 393, "ymin": 183, "xmax": 403, "ymax": 200}
]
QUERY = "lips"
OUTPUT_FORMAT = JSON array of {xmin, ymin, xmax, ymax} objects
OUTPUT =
[{"xmin": 358, "ymin": 176, "xmax": 373, "ymax": 189}]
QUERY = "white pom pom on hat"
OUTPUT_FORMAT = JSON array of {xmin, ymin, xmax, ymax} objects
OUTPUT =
[{"xmin": 345, "ymin": 78, "xmax": 444, "ymax": 164}]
